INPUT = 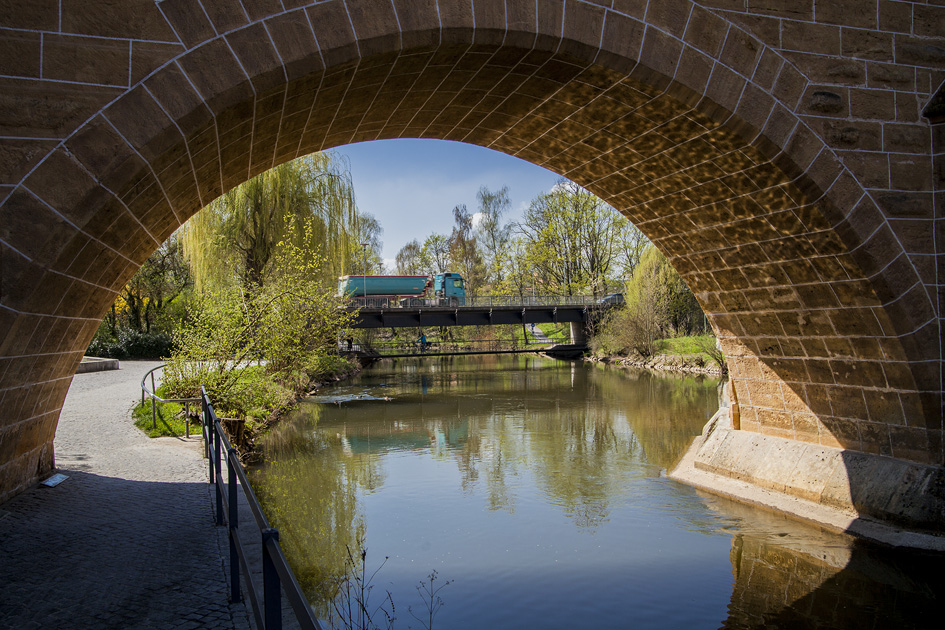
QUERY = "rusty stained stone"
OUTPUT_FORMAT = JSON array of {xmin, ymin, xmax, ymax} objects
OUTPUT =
[{"xmin": 804, "ymin": 88, "xmax": 847, "ymax": 116}]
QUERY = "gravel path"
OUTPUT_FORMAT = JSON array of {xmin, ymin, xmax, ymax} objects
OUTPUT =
[{"xmin": 0, "ymin": 361, "xmax": 253, "ymax": 629}]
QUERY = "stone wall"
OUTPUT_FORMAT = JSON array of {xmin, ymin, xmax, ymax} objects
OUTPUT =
[{"xmin": 0, "ymin": 1, "xmax": 942, "ymax": 506}]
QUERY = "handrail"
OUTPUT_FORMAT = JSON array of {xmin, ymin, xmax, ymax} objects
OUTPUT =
[
  {"xmin": 140, "ymin": 364, "xmax": 200, "ymax": 436},
  {"xmin": 349, "ymin": 294, "xmax": 616, "ymax": 309},
  {"xmin": 202, "ymin": 387, "xmax": 323, "ymax": 630}
]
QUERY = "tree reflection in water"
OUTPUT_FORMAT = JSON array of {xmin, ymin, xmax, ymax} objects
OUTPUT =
[{"xmin": 250, "ymin": 356, "xmax": 942, "ymax": 629}]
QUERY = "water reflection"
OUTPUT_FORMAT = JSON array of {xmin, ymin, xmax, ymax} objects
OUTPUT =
[
  {"xmin": 704, "ymin": 496, "xmax": 941, "ymax": 629},
  {"xmin": 250, "ymin": 356, "xmax": 942, "ymax": 629}
]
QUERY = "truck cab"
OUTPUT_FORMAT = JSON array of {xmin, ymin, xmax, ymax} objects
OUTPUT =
[{"xmin": 434, "ymin": 273, "xmax": 466, "ymax": 306}]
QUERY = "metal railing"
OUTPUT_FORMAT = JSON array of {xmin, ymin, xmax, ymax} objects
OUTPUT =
[
  {"xmin": 202, "ymin": 387, "xmax": 323, "ymax": 630},
  {"xmin": 140, "ymin": 368, "xmax": 321, "ymax": 628},
  {"xmin": 349, "ymin": 294, "xmax": 612, "ymax": 309},
  {"xmin": 355, "ymin": 336, "xmax": 571, "ymax": 356},
  {"xmin": 140, "ymin": 364, "xmax": 200, "ymax": 437}
]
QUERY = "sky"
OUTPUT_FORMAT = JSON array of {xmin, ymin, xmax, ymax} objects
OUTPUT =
[{"xmin": 332, "ymin": 139, "xmax": 564, "ymax": 268}]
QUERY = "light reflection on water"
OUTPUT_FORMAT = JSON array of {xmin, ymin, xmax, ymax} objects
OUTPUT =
[{"xmin": 250, "ymin": 355, "xmax": 942, "ymax": 629}]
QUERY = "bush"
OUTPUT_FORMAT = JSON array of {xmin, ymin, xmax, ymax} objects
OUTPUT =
[
  {"xmin": 162, "ymin": 242, "xmax": 356, "ymax": 433},
  {"xmin": 86, "ymin": 326, "xmax": 174, "ymax": 359}
]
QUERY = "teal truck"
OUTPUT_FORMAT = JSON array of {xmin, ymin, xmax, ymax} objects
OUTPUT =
[{"xmin": 338, "ymin": 273, "xmax": 466, "ymax": 306}]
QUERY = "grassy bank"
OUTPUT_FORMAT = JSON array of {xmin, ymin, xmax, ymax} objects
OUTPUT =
[
  {"xmin": 134, "ymin": 356, "xmax": 359, "ymax": 441},
  {"xmin": 592, "ymin": 333, "xmax": 726, "ymax": 375}
]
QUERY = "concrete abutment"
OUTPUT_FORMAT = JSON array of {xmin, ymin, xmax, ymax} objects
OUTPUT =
[{"xmin": 0, "ymin": 1, "xmax": 943, "ymax": 538}]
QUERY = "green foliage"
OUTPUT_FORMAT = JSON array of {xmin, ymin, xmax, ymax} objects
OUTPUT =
[
  {"xmin": 182, "ymin": 151, "xmax": 380, "ymax": 292},
  {"xmin": 656, "ymin": 335, "xmax": 716, "ymax": 356},
  {"xmin": 132, "ymin": 394, "xmax": 195, "ymax": 438},
  {"xmin": 87, "ymin": 327, "xmax": 174, "ymax": 359},
  {"xmin": 592, "ymin": 245, "xmax": 707, "ymax": 358},
  {"xmin": 517, "ymin": 180, "xmax": 624, "ymax": 296},
  {"xmin": 394, "ymin": 239, "xmax": 423, "ymax": 274},
  {"xmin": 164, "ymin": 233, "xmax": 356, "ymax": 421},
  {"xmin": 474, "ymin": 185, "xmax": 512, "ymax": 289},
  {"xmin": 88, "ymin": 233, "xmax": 191, "ymax": 358},
  {"xmin": 447, "ymin": 204, "xmax": 486, "ymax": 296}
]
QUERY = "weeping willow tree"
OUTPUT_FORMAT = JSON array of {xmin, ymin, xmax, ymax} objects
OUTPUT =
[{"xmin": 182, "ymin": 152, "xmax": 379, "ymax": 292}]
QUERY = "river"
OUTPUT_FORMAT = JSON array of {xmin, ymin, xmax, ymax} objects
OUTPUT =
[{"xmin": 249, "ymin": 355, "xmax": 941, "ymax": 629}]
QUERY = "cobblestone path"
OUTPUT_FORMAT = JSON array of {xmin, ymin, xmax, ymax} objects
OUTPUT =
[{"xmin": 0, "ymin": 361, "xmax": 253, "ymax": 629}]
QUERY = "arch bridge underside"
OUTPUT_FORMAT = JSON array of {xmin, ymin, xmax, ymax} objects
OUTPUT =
[{"xmin": 1, "ymin": 1, "xmax": 943, "ymax": 534}]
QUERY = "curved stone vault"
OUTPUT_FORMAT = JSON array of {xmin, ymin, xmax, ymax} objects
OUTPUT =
[{"xmin": 1, "ymin": 1, "xmax": 943, "ymax": 527}]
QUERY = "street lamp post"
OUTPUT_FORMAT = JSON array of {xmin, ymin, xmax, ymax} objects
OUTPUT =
[{"xmin": 361, "ymin": 243, "xmax": 368, "ymax": 306}]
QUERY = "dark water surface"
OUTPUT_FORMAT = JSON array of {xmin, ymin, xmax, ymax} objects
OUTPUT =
[{"xmin": 250, "ymin": 355, "xmax": 942, "ymax": 629}]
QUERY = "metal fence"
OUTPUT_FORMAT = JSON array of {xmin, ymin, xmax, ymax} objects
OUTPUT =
[
  {"xmin": 139, "ymin": 364, "xmax": 200, "ymax": 437},
  {"xmin": 350, "ymin": 294, "xmax": 613, "ymax": 309},
  {"xmin": 140, "ymin": 370, "xmax": 322, "ymax": 629},
  {"xmin": 202, "ymin": 387, "xmax": 323, "ymax": 630}
]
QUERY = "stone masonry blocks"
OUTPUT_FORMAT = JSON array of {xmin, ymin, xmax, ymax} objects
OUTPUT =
[{"xmin": 0, "ymin": 0, "xmax": 942, "ymax": 506}]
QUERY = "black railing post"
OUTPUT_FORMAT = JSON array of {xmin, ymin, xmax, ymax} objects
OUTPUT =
[
  {"xmin": 204, "ymin": 396, "xmax": 214, "ymax": 481},
  {"xmin": 227, "ymin": 448, "xmax": 241, "ymax": 603},
  {"xmin": 214, "ymin": 421, "xmax": 223, "ymax": 526},
  {"xmin": 262, "ymin": 528, "xmax": 282, "ymax": 630}
]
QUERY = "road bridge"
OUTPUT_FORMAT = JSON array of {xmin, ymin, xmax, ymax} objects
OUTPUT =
[{"xmin": 347, "ymin": 295, "xmax": 606, "ymax": 345}]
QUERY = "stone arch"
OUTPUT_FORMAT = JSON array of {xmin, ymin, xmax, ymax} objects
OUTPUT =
[{"xmin": 1, "ymin": 0, "xmax": 942, "ymax": 512}]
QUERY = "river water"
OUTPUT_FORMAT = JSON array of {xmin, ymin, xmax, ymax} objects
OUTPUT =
[{"xmin": 250, "ymin": 355, "xmax": 941, "ymax": 629}]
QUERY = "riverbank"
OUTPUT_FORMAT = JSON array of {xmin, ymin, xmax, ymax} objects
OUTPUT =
[
  {"xmin": 232, "ymin": 359, "xmax": 364, "ymax": 464},
  {"xmin": 588, "ymin": 353, "xmax": 723, "ymax": 376},
  {"xmin": 587, "ymin": 334, "xmax": 725, "ymax": 376},
  {"xmin": 136, "ymin": 357, "xmax": 363, "ymax": 463}
]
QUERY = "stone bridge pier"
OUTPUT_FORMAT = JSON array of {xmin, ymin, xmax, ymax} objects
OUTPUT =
[{"xmin": 0, "ymin": 1, "xmax": 943, "ymax": 539}]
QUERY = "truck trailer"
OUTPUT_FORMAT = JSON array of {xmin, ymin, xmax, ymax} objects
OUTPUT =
[{"xmin": 338, "ymin": 273, "xmax": 466, "ymax": 307}]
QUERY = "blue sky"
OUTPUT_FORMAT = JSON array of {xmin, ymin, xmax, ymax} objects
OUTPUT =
[{"xmin": 333, "ymin": 139, "xmax": 564, "ymax": 267}]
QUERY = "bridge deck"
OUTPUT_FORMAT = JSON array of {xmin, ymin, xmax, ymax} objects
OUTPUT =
[
  {"xmin": 345, "ymin": 344, "xmax": 588, "ymax": 360},
  {"xmin": 348, "ymin": 303, "xmax": 600, "ymax": 329}
]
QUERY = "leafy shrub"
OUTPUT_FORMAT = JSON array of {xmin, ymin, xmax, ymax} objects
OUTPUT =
[
  {"xmin": 86, "ymin": 327, "xmax": 174, "ymax": 359},
  {"xmin": 162, "ymin": 241, "xmax": 356, "ymax": 430}
]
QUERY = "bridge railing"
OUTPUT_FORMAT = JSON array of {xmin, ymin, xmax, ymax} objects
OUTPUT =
[
  {"xmin": 202, "ymin": 387, "xmax": 322, "ymax": 630},
  {"xmin": 349, "ymin": 294, "xmax": 610, "ymax": 309}
]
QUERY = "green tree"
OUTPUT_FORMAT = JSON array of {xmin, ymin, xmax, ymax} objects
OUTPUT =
[
  {"xmin": 419, "ymin": 233, "xmax": 451, "ymax": 275},
  {"xmin": 474, "ymin": 185, "xmax": 512, "ymax": 288},
  {"xmin": 119, "ymin": 233, "xmax": 191, "ymax": 333},
  {"xmin": 518, "ymin": 180, "xmax": 621, "ymax": 297},
  {"xmin": 89, "ymin": 232, "xmax": 191, "ymax": 359},
  {"xmin": 182, "ymin": 152, "xmax": 371, "ymax": 292},
  {"xmin": 352, "ymin": 211, "xmax": 384, "ymax": 274},
  {"xmin": 614, "ymin": 216, "xmax": 649, "ymax": 282},
  {"xmin": 593, "ymin": 245, "xmax": 704, "ymax": 357},
  {"xmin": 448, "ymin": 204, "xmax": 485, "ymax": 296},
  {"xmin": 395, "ymin": 239, "xmax": 424, "ymax": 275},
  {"xmin": 164, "ymin": 234, "xmax": 355, "ymax": 418}
]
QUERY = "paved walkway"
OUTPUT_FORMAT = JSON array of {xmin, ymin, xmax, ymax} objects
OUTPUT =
[
  {"xmin": 528, "ymin": 324, "xmax": 552, "ymax": 344},
  {"xmin": 0, "ymin": 361, "xmax": 253, "ymax": 629}
]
